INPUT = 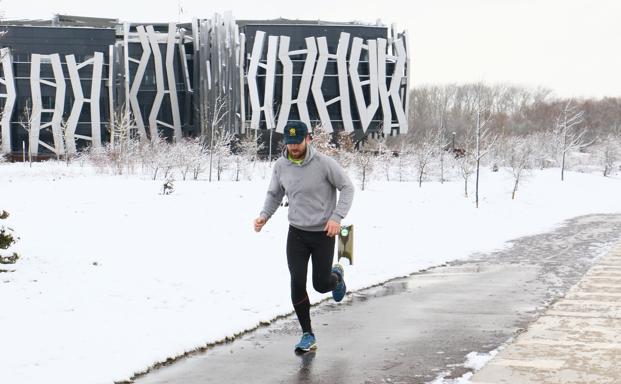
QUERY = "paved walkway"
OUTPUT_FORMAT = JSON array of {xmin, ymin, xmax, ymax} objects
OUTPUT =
[
  {"xmin": 471, "ymin": 241, "xmax": 621, "ymax": 384},
  {"xmin": 132, "ymin": 215, "xmax": 621, "ymax": 384}
]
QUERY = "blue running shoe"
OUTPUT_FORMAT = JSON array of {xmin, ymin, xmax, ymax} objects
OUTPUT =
[
  {"xmin": 332, "ymin": 264, "xmax": 346, "ymax": 302},
  {"xmin": 295, "ymin": 332, "xmax": 317, "ymax": 352}
]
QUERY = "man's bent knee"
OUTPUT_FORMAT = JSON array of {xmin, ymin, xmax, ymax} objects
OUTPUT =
[{"xmin": 313, "ymin": 280, "xmax": 333, "ymax": 294}]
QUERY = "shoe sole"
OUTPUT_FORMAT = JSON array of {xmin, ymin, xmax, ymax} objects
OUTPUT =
[{"xmin": 295, "ymin": 343, "xmax": 317, "ymax": 353}]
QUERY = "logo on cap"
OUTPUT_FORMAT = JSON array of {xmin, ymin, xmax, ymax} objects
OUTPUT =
[{"xmin": 289, "ymin": 128, "xmax": 296, "ymax": 136}]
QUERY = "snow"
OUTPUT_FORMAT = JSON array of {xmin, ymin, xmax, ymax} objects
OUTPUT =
[
  {"xmin": 1, "ymin": 161, "xmax": 621, "ymax": 384},
  {"xmin": 464, "ymin": 349, "xmax": 500, "ymax": 371},
  {"xmin": 429, "ymin": 342, "xmax": 507, "ymax": 383}
]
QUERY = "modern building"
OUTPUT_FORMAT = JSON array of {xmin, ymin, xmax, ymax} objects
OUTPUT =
[{"xmin": 0, "ymin": 13, "xmax": 410, "ymax": 159}]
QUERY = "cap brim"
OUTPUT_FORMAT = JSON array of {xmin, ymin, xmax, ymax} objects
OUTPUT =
[{"xmin": 284, "ymin": 136, "xmax": 304, "ymax": 144}]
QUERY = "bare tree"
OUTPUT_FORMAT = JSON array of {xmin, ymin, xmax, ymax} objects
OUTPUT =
[
  {"xmin": 470, "ymin": 84, "xmax": 498, "ymax": 208},
  {"xmin": 437, "ymin": 129, "xmax": 453, "ymax": 184},
  {"xmin": 164, "ymin": 140, "xmax": 189, "ymax": 180},
  {"xmin": 109, "ymin": 104, "xmax": 134, "ymax": 149},
  {"xmin": 176, "ymin": 139, "xmax": 195, "ymax": 180},
  {"xmin": 599, "ymin": 133, "xmax": 620, "ymax": 177},
  {"xmin": 353, "ymin": 136, "xmax": 375, "ymax": 191},
  {"xmin": 144, "ymin": 135, "xmax": 170, "ymax": 180},
  {"xmin": 107, "ymin": 105, "xmax": 139, "ymax": 175},
  {"xmin": 184, "ymin": 138, "xmax": 209, "ymax": 180},
  {"xmin": 455, "ymin": 148, "xmax": 474, "ymax": 197},
  {"xmin": 353, "ymin": 151, "xmax": 373, "ymax": 191},
  {"xmin": 411, "ymin": 131, "xmax": 436, "ymax": 187},
  {"xmin": 395, "ymin": 140, "xmax": 413, "ymax": 182},
  {"xmin": 236, "ymin": 134, "xmax": 264, "ymax": 181},
  {"xmin": 505, "ymin": 136, "xmax": 534, "ymax": 199},
  {"xmin": 555, "ymin": 100, "xmax": 588, "ymax": 181},
  {"xmin": 211, "ymin": 129, "xmax": 234, "ymax": 181},
  {"xmin": 231, "ymin": 150, "xmax": 244, "ymax": 182},
  {"xmin": 18, "ymin": 105, "xmax": 34, "ymax": 167},
  {"xmin": 473, "ymin": 109, "xmax": 497, "ymax": 207},
  {"xmin": 530, "ymin": 131, "xmax": 557, "ymax": 169},
  {"xmin": 334, "ymin": 131, "xmax": 355, "ymax": 170},
  {"xmin": 59, "ymin": 119, "xmax": 72, "ymax": 165},
  {"xmin": 374, "ymin": 133, "xmax": 393, "ymax": 181},
  {"xmin": 312, "ymin": 126, "xmax": 338, "ymax": 157},
  {"xmin": 206, "ymin": 95, "xmax": 229, "ymax": 182}
]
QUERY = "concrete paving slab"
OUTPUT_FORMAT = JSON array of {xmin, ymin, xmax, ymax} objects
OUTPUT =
[{"xmin": 471, "ymin": 242, "xmax": 621, "ymax": 384}]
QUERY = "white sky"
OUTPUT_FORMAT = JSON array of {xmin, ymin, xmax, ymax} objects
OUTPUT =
[{"xmin": 1, "ymin": 0, "xmax": 620, "ymax": 98}]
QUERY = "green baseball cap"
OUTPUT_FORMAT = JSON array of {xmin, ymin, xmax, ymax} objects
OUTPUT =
[{"xmin": 283, "ymin": 121, "xmax": 308, "ymax": 145}]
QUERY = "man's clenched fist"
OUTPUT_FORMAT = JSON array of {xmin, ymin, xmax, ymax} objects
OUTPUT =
[{"xmin": 254, "ymin": 217, "xmax": 267, "ymax": 232}]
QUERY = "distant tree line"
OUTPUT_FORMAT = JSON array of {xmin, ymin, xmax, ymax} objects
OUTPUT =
[{"xmin": 408, "ymin": 83, "xmax": 621, "ymax": 145}]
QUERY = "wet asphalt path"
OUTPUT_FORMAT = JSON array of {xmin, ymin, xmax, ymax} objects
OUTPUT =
[{"xmin": 133, "ymin": 214, "xmax": 621, "ymax": 384}]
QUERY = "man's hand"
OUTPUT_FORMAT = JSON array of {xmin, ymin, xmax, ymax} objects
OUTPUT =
[
  {"xmin": 324, "ymin": 220, "xmax": 340, "ymax": 237},
  {"xmin": 254, "ymin": 217, "xmax": 267, "ymax": 232}
]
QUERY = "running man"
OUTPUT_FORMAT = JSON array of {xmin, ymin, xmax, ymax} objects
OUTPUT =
[{"xmin": 254, "ymin": 120, "xmax": 355, "ymax": 352}]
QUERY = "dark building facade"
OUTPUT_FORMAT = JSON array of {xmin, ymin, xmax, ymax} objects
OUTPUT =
[
  {"xmin": 0, "ymin": 13, "xmax": 410, "ymax": 159},
  {"xmin": 0, "ymin": 25, "xmax": 116, "ymax": 156}
]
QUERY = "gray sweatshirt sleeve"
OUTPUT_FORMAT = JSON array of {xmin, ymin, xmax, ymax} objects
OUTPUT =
[
  {"xmin": 326, "ymin": 158, "xmax": 355, "ymax": 223},
  {"xmin": 259, "ymin": 163, "xmax": 285, "ymax": 220}
]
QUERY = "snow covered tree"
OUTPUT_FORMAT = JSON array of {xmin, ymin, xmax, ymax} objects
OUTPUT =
[
  {"xmin": 455, "ymin": 147, "xmax": 474, "ymax": 198},
  {"xmin": 395, "ymin": 141, "xmax": 414, "ymax": 182},
  {"xmin": 236, "ymin": 134, "xmax": 264, "ymax": 181},
  {"xmin": 210, "ymin": 129, "xmax": 234, "ymax": 181},
  {"xmin": 229, "ymin": 136, "xmax": 246, "ymax": 182},
  {"xmin": 175, "ymin": 139, "xmax": 195, "ymax": 181},
  {"xmin": 141, "ymin": 135, "xmax": 170, "ymax": 180},
  {"xmin": 165, "ymin": 140, "xmax": 189, "ymax": 180},
  {"xmin": 555, "ymin": 100, "xmax": 588, "ymax": 181},
  {"xmin": 353, "ymin": 135, "xmax": 376, "ymax": 191},
  {"xmin": 598, "ymin": 133, "xmax": 621, "ymax": 177},
  {"xmin": 312, "ymin": 126, "xmax": 356, "ymax": 171},
  {"xmin": 530, "ymin": 131, "xmax": 557, "ymax": 169},
  {"xmin": 504, "ymin": 136, "xmax": 534, "ymax": 199},
  {"xmin": 373, "ymin": 133, "xmax": 393, "ymax": 181},
  {"xmin": 470, "ymin": 87, "xmax": 498, "ymax": 208},
  {"xmin": 312, "ymin": 126, "xmax": 338, "ymax": 157},
  {"xmin": 18, "ymin": 104, "xmax": 35, "ymax": 166},
  {"xmin": 353, "ymin": 150, "xmax": 374, "ymax": 191},
  {"xmin": 0, "ymin": 210, "xmax": 19, "ymax": 267},
  {"xmin": 437, "ymin": 130, "xmax": 453, "ymax": 184},
  {"xmin": 205, "ymin": 95, "xmax": 229, "ymax": 182},
  {"xmin": 411, "ymin": 131, "xmax": 436, "ymax": 187},
  {"xmin": 105, "ymin": 104, "xmax": 138, "ymax": 175},
  {"xmin": 184, "ymin": 138, "xmax": 209, "ymax": 180},
  {"xmin": 334, "ymin": 131, "xmax": 355, "ymax": 170}
]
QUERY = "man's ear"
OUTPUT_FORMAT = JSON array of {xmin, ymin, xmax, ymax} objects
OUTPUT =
[{"xmin": 306, "ymin": 135, "xmax": 312, "ymax": 143}]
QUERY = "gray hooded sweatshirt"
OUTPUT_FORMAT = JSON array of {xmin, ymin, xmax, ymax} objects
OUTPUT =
[{"xmin": 260, "ymin": 145, "xmax": 354, "ymax": 232}]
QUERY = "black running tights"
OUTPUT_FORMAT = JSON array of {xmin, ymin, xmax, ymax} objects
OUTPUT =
[{"xmin": 286, "ymin": 225, "xmax": 338, "ymax": 334}]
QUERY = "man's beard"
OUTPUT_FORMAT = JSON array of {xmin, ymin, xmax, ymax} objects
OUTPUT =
[{"xmin": 289, "ymin": 146, "xmax": 306, "ymax": 160}]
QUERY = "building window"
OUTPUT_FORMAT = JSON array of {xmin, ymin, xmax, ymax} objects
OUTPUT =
[
  {"xmin": 13, "ymin": 53, "xmax": 30, "ymax": 63},
  {"xmin": 42, "ymin": 96, "xmax": 55, "ymax": 109}
]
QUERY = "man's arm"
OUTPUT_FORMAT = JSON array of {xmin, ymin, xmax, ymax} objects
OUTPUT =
[
  {"xmin": 257, "ymin": 164, "xmax": 286, "ymax": 226},
  {"xmin": 326, "ymin": 158, "xmax": 355, "ymax": 223}
]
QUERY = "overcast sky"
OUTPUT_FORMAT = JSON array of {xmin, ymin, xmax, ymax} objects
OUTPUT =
[{"xmin": 1, "ymin": 0, "xmax": 619, "ymax": 99}]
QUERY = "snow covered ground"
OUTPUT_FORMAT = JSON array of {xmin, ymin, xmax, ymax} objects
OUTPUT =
[{"xmin": 1, "ymin": 161, "xmax": 621, "ymax": 384}]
